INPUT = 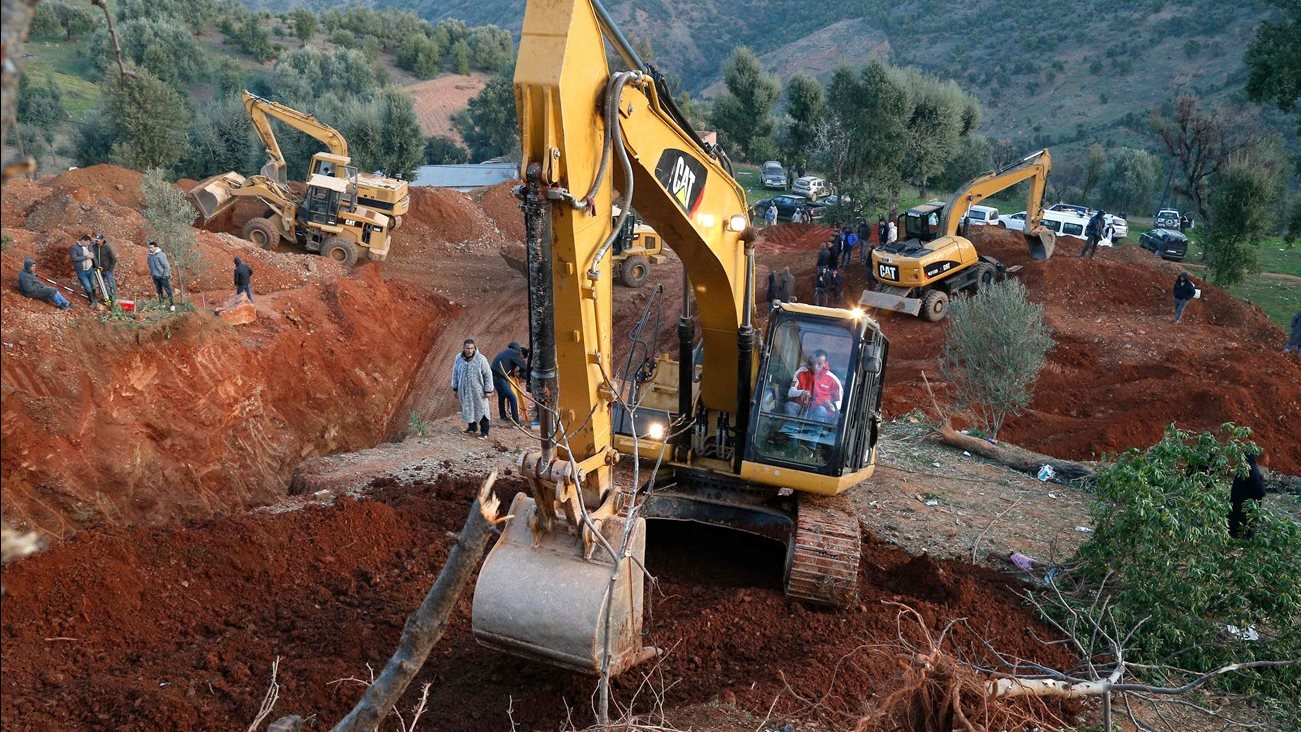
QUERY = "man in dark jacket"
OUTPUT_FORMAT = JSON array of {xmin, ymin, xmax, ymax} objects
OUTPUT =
[
  {"xmin": 18, "ymin": 258, "xmax": 71, "ymax": 309},
  {"xmin": 92, "ymin": 233, "xmax": 118, "ymax": 301},
  {"xmin": 816, "ymin": 241, "xmax": 832, "ymax": 270},
  {"xmin": 813, "ymin": 268, "xmax": 829, "ymax": 306},
  {"xmin": 765, "ymin": 269, "xmax": 778, "ymax": 305},
  {"xmin": 857, "ymin": 219, "xmax": 873, "ymax": 264},
  {"xmin": 826, "ymin": 236, "xmax": 841, "ymax": 271},
  {"xmin": 778, "ymin": 266, "xmax": 796, "ymax": 303},
  {"xmin": 1172, "ymin": 272, "xmax": 1196, "ymax": 323},
  {"xmin": 1286, "ymin": 311, "xmax": 1300, "ymax": 354},
  {"xmin": 877, "ymin": 217, "xmax": 888, "ymax": 250},
  {"xmin": 828, "ymin": 267, "xmax": 844, "ymax": 305},
  {"xmin": 1079, "ymin": 210, "xmax": 1107, "ymax": 259},
  {"xmin": 1229, "ymin": 452, "xmax": 1267, "ymax": 539},
  {"xmin": 491, "ymin": 341, "xmax": 529, "ymax": 425},
  {"xmin": 71, "ymin": 234, "xmax": 96, "ymax": 305},
  {"xmin": 233, "ymin": 257, "xmax": 254, "ymax": 302}
]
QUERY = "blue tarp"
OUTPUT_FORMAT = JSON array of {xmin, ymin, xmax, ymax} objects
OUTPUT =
[{"xmin": 411, "ymin": 163, "xmax": 517, "ymax": 191}]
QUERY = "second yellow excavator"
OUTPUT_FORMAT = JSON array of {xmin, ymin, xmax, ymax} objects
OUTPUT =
[
  {"xmin": 863, "ymin": 150, "xmax": 1056, "ymax": 321},
  {"xmin": 187, "ymin": 91, "xmax": 410, "ymax": 265},
  {"xmin": 470, "ymin": 0, "xmax": 890, "ymax": 678}
]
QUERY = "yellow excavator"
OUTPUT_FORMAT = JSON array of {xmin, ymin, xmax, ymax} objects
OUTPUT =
[
  {"xmin": 862, "ymin": 150, "xmax": 1056, "ymax": 321},
  {"xmin": 471, "ymin": 0, "xmax": 890, "ymax": 677},
  {"xmin": 187, "ymin": 91, "xmax": 410, "ymax": 264},
  {"xmin": 611, "ymin": 206, "xmax": 667, "ymax": 287}
]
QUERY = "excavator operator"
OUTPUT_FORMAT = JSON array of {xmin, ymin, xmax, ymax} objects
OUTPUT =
[{"xmin": 784, "ymin": 350, "xmax": 843, "ymax": 423}]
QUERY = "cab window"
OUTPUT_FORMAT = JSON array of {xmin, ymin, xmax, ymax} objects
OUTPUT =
[{"xmin": 754, "ymin": 319, "xmax": 854, "ymax": 469}]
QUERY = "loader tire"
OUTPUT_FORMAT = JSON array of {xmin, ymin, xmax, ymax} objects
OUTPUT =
[
  {"xmin": 972, "ymin": 262, "xmax": 997, "ymax": 291},
  {"xmin": 243, "ymin": 217, "xmax": 278, "ymax": 249},
  {"xmin": 619, "ymin": 254, "xmax": 651, "ymax": 288},
  {"xmin": 321, "ymin": 237, "xmax": 359, "ymax": 266},
  {"xmin": 392, "ymin": 215, "xmax": 403, "ymax": 230},
  {"xmin": 920, "ymin": 289, "xmax": 949, "ymax": 322}
]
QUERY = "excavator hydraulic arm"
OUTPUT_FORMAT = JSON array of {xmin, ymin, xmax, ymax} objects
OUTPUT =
[
  {"xmin": 243, "ymin": 90, "xmax": 349, "ymax": 186},
  {"xmin": 941, "ymin": 149, "xmax": 1056, "ymax": 260},
  {"xmin": 472, "ymin": 0, "xmax": 756, "ymax": 676}
]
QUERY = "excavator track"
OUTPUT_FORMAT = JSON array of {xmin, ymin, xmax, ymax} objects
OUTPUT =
[{"xmin": 784, "ymin": 493, "xmax": 861, "ymax": 607}]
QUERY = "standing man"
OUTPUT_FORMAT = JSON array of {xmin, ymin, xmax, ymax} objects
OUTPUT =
[
  {"xmin": 765, "ymin": 203, "xmax": 778, "ymax": 228},
  {"xmin": 1287, "ymin": 311, "xmax": 1300, "ymax": 354},
  {"xmin": 1229, "ymin": 452, "xmax": 1267, "ymax": 539},
  {"xmin": 887, "ymin": 218, "xmax": 898, "ymax": 245},
  {"xmin": 1172, "ymin": 272, "xmax": 1196, "ymax": 323},
  {"xmin": 92, "ymin": 233, "xmax": 118, "ymax": 302},
  {"xmin": 70, "ymin": 234, "xmax": 96, "ymax": 305},
  {"xmin": 147, "ymin": 241, "xmax": 175, "ymax": 311},
  {"xmin": 777, "ymin": 266, "xmax": 796, "ymax": 303},
  {"xmin": 826, "ymin": 235, "xmax": 841, "ymax": 271},
  {"xmin": 786, "ymin": 166, "xmax": 795, "ymax": 191},
  {"xmin": 452, "ymin": 338, "xmax": 494, "ymax": 438},
  {"xmin": 491, "ymin": 341, "xmax": 529, "ymax": 426},
  {"xmin": 813, "ymin": 268, "xmax": 829, "ymax": 306},
  {"xmin": 844, "ymin": 227, "xmax": 859, "ymax": 263},
  {"xmin": 856, "ymin": 218, "xmax": 872, "ymax": 264},
  {"xmin": 829, "ymin": 267, "xmax": 844, "ymax": 306},
  {"xmin": 1080, "ymin": 209, "xmax": 1107, "ymax": 259},
  {"xmin": 797, "ymin": 162, "xmax": 807, "ymax": 179},
  {"xmin": 18, "ymin": 258, "xmax": 72, "ymax": 309},
  {"xmin": 233, "ymin": 257, "xmax": 254, "ymax": 302},
  {"xmin": 816, "ymin": 240, "xmax": 832, "ymax": 270}
]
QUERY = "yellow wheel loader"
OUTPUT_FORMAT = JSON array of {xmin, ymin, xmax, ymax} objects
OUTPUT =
[
  {"xmin": 471, "ymin": 0, "xmax": 890, "ymax": 677},
  {"xmin": 187, "ymin": 91, "xmax": 410, "ymax": 264},
  {"xmin": 863, "ymin": 150, "xmax": 1056, "ymax": 321},
  {"xmin": 611, "ymin": 206, "xmax": 667, "ymax": 287}
]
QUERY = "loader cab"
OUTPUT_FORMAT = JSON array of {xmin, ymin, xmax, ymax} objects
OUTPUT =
[
  {"xmin": 747, "ymin": 305, "xmax": 888, "ymax": 477},
  {"xmin": 903, "ymin": 203, "xmax": 944, "ymax": 243},
  {"xmin": 299, "ymin": 173, "xmax": 351, "ymax": 227}
]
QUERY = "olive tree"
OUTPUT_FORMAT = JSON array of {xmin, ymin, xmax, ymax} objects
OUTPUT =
[
  {"xmin": 141, "ymin": 168, "xmax": 201, "ymax": 301},
  {"xmin": 939, "ymin": 279, "xmax": 1053, "ymax": 438}
]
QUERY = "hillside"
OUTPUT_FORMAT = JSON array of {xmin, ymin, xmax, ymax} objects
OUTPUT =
[{"xmin": 236, "ymin": 0, "xmax": 1285, "ymax": 156}]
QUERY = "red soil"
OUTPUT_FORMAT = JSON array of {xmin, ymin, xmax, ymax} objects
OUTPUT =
[
  {"xmin": 1, "ymin": 167, "xmax": 449, "ymax": 536},
  {"xmin": 0, "ymin": 476, "xmax": 1076, "ymax": 731},
  {"xmin": 752, "ymin": 224, "xmax": 1301, "ymax": 473}
]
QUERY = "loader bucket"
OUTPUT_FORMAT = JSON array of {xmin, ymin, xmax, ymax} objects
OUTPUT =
[
  {"xmin": 187, "ymin": 171, "xmax": 248, "ymax": 222},
  {"xmin": 1025, "ymin": 229, "xmax": 1056, "ymax": 260},
  {"xmin": 472, "ymin": 493, "xmax": 655, "ymax": 675},
  {"xmin": 859, "ymin": 288, "xmax": 922, "ymax": 317}
]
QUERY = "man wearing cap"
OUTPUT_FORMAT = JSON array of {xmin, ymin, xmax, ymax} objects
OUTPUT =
[
  {"xmin": 491, "ymin": 340, "xmax": 529, "ymax": 426},
  {"xmin": 92, "ymin": 233, "xmax": 118, "ymax": 301}
]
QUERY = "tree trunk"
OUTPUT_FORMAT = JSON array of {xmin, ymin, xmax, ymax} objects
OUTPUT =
[
  {"xmin": 330, "ymin": 473, "xmax": 499, "ymax": 732},
  {"xmin": 934, "ymin": 425, "xmax": 1095, "ymax": 481}
]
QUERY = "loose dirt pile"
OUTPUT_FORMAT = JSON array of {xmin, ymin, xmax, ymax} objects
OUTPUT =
[
  {"xmin": 0, "ymin": 475, "xmax": 1076, "ymax": 731},
  {"xmin": 752, "ymin": 224, "xmax": 1301, "ymax": 473},
  {"xmin": 1, "ymin": 166, "xmax": 449, "ymax": 535}
]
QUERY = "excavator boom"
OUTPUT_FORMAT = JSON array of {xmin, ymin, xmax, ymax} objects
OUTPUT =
[
  {"xmin": 941, "ymin": 149, "xmax": 1055, "ymax": 260},
  {"xmin": 243, "ymin": 91, "xmax": 348, "ymax": 185}
]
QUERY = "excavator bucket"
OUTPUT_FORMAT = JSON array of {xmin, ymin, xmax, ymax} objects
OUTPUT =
[
  {"xmin": 187, "ymin": 171, "xmax": 248, "ymax": 222},
  {"xmin": 472, "ymin": 493, "xmax": 655, "ymax": 675},
  {"xmin": 1026, "ymin": 229, "xmax": 1056, "ymax": 260}
]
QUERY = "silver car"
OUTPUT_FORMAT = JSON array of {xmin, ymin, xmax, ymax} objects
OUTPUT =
[{"xmin": 761, "ymin": 161, "xmax": 786, "ymax": 189}]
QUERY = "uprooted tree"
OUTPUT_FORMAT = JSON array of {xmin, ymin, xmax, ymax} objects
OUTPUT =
[{"xmin": 938, "ymin": 279, "xmax": 1053, "ymax": 439}]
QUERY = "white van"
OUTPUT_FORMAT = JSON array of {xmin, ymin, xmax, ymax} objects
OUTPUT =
[
  {"xmin": 1040, "ymin": 210, "xmax": 1091, "ymax": 241},
  {"xmin": 963, "ymin": 205, "xmax": 999, "ymax": 226}
]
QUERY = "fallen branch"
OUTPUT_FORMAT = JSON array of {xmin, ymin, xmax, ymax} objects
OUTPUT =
[
  {"xmin": 934, "ymin": 425, "xmax": 1096, "ymax": 481},
  {"xmin": 328, "ymin": 471, "xmax": 501, "ymax": 732},
  {"xmin": 989, "ymin": 659, "xmax": 1301, "ymax": 699},
  {"xmin": 246, "ymin": 657, "xmax": 282, "ymax": 732}
]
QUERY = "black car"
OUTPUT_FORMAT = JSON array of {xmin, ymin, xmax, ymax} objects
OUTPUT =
[
  {"xmin": 1139, "ymin": 228, "xmax": 1189, "ymax": 261},
  {"xmin": 752, "ymin": 194, "xmax": 825, "ymax": 221}
]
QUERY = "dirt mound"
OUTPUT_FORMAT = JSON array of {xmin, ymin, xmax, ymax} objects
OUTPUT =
[
  {"xmin": 1, "ymin": 165, "xmax": 452, "ymax": 535},
  {"xmin": 476, "ymin": 181, "xmax": 525, "ymax": 242},
  {"xmin": 756, "ymin": 222, "xmax": 834, "ymax": 254},
  {"xmin": 839, "ymin": 227, "xmax": 1300, "ymax": 472},
  {"xmin": 0, "ymin": 478, "xmax": 1075, "ymax": 731}
]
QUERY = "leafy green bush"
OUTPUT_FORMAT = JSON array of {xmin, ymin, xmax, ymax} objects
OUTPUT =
[
  {"xmin": 1076, "ymin": 424, "xmax": 1300, "ymax": 703},
  {"xmin": 939, "ymin": 279, "xmax": 1053, "ymax": 438}
]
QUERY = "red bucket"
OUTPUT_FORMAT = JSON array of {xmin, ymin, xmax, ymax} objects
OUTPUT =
[{"xmin": 118, "ymin": 300, "xmax": 136, "ymax": 313}]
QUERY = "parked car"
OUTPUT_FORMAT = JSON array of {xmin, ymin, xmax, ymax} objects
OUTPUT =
[
  {"xmin": 792, "ymin": 176, "xmax": 832, "ymax": 201},
  {"xmin": 1105, "ymin": 213, "xmax": 1128, "ymax": 240},
  {"xmin": 963, "ymin": 205, "xmax": 999, "ymax": 226},
  {"xmin": 761, "ymin": 161, "xmax": 786, "ymax": 190},
  {"xmin": 998, "ymin": 211, "xmax": 1027, "ymax": 231},
  {"xmin": 1049, "ymin": 202, "xmax": 1091, "ymax": 217},
  {"xmin": 1050, "ymin": 203, "xmax": 1128, "ymax": 240},
  {"xmin": 1040, "ymin": 210, "xmax": 1092, "ymax": 240},
  {"xmin": 1154, "ymin": 208, "xmax": 1181, "ymax": 229},
  {"xmin": 1139, "ymin": 228, "xmax": 1189, "ymax": 261},
  {"xmin": 752, "ymin": 194, "xmax": 817, "ymax": 220}
]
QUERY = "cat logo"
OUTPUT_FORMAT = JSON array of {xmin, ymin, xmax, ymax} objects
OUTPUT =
[{"xmin": 654, "ymin": 150, "xmax": 708, "ymax": 216}]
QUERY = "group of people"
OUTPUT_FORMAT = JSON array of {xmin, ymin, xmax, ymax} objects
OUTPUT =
[
  {"xmin": 14, "ymin": 231, "xmax": 265, "ymax": 314},
  {"xmin": 451, "ymin": 338, "xmax": 532, "ymax": 439}
]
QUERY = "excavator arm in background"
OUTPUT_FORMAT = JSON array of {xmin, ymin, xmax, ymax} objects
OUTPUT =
[
  {"xmin": 940, "ymin": 148, "xmax": 1056, "ymax": 260},
  {"xmin": 242, "ymin": 90, "xmax": 349, "ymax": 187}
]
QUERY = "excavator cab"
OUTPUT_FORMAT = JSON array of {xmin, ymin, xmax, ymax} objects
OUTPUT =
[
  {"xmin": 747, "ymin": 304, "xmax": 887, "ymax": 478},
  {"xmin": 903, "ymin": 203, "xmax": 944, "ymax": 243}
]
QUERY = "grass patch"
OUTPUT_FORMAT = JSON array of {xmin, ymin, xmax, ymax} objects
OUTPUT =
[
  {"xmin": 24, "ymin": 41, "xmax": 101, "ymax": 119},
  {"xmin": 1226, "ymin": 276, "xmax": 1301, "ymax": 330}
]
